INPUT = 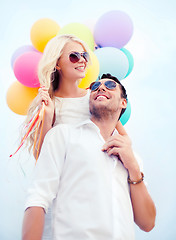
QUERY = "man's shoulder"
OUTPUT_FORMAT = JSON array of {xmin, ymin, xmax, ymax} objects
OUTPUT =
[
  {"xmin": 42, "ymin": 124, "xmax": 70, "ymax": 145},
  {"xmin": 45, "ymin": 119, "xmax": 93, "ymax": 140}
]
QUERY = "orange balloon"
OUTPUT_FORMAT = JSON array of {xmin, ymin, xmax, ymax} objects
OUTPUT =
[
  {"xmin": 6, "ymin": 81, "xmax": 38, "ymax": 115},
  {"xmin": 78, "ymin": 50, "xmax": 99, "ymax": 89},
  {"xmin": 30, "ymin": 18, "xmax": 60, "ymax": 52}
]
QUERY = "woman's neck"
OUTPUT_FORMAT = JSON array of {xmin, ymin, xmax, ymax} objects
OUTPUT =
[{"xmin": 54, "ymin": 78, "xmax": 86, "ymax": 98}]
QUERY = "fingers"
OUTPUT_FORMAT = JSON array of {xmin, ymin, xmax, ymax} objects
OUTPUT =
[
  {"xmin": 38, "ymin": 87, "xmax": 50, "ymax": 105},
  {"xmin": 106, "ymin": 146, "xmax": 120, "ymax": 156},
  {"xmin": 102, "ymin": 135, "xmax": 124, "ymax": 151}
]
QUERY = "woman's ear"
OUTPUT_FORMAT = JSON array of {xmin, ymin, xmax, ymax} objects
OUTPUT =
[{"xmin": 56, "ymin": 66, "xmax": 61, "ymax": 71}]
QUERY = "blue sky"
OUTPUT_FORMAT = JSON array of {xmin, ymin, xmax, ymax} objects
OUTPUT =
[{"xmin": 0, "ymin": 0, "xmax": 176, "ymax": 239}]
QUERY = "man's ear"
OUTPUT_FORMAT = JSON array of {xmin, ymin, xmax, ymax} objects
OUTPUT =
[{"xmin": 121, "ymin": 99, "xmax": 127, "ymax": 109}]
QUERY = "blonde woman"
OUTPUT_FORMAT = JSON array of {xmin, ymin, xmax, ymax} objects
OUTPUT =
[{"xmin": 24, "ymin": 34, "xmax": 127, "ymax": 159}]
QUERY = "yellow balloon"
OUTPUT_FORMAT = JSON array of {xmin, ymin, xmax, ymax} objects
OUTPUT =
[
  {"xmin": 58, "ymin": 23, "xmax": 95, "ymax": 51},
  {"xmin": 78, "ymin": 51, "xmax": 100, "ymax": 89},
  {"xmin": 30, "ymin": 18, "xmax": 60, "ymax": 52},
  {"xmin": 6, "ymin": 81, "xmax": 38, "ymax": 115}
]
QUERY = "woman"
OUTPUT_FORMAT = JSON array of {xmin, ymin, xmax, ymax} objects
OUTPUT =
[{"xmin": 24, "ymin": 34, "xmax": 127, "ymax": 158}]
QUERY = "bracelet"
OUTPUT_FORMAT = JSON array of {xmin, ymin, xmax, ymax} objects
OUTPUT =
[{"xmin": 128, "ymin": 172, "xmax": 144, "ymax": 185}]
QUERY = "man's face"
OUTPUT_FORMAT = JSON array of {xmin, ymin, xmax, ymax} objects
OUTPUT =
[{"xmin": 89, "ymin": 79, "xmax": 127, "ymax": 119}]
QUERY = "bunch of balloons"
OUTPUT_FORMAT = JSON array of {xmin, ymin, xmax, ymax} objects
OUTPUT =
[{"xmin": 6, "ymin": 10, "xmax": 134, "ymax": 124}]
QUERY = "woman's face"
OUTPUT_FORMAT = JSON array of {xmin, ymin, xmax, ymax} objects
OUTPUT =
[{"xmin": 57, "ymin": 41, "xmax": 88, "ymax": 82}]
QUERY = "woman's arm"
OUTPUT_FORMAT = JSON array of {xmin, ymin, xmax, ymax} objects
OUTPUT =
[
  {"xmin": 115, "ymin": 121, "xmax": 127, "ymax": 135},
  {"xmin": 33, "ymin": 87, "xmax": 55, "ymax": 159}
]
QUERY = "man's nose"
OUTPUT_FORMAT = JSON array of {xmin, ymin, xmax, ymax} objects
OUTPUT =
[{"xmin": 97, "ymin": 83, "xmax": 106, "ymax": 91}]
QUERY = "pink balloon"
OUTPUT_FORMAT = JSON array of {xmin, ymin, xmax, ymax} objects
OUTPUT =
[
  {"xmin": 13, "ymin": 52, "xmax": 42, "ymax": 88},
  {"xmin": 11, "ymin": 45, "xmax": 38, "ymax": 68},
  {"xmin": 94, "ymin": 10, "xmax": 133, "ymax": 49}
]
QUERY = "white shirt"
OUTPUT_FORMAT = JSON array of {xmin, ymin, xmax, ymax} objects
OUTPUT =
[
  {"xmin": 25, "ymin": 120, "xmax": 135, "ymax": 240},
  {"xmin": 53, "ymin": 90, "xmax": 91, "ymax": 126},
  {"xmin": 43, "ymin": 90, "xmax": 91, "ymax": 239}
]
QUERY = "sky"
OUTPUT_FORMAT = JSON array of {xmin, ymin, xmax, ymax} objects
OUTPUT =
[{"xmin": 0, "ymin": 0, "xmax": 176, "ymax": 239}]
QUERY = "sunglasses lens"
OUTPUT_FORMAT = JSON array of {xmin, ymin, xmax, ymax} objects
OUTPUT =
[
  {"xmin": 83, "ymin": 52, "xmax": 89, "ymax": 62},
  {"xmin": 69, "ymin": 53, "xmax": 80, "ymax": 63},
  {"xmin": 69, "ymin": 52, "xmax": 89, "ymax": 63},
  {"xmin": 90, "ymin": 81, "xmax": 101, "ymax": 91},
  {"xmin": 90, "ymin": 80, "xmax": 117, "ymax": 91},
  {"xmin": 105, "ymin": 81, "xmax": 117, "ymax": 89}
]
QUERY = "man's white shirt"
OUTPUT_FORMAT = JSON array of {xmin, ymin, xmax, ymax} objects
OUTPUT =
[{"xmin": 25, "ymin": 119, "xmax": 135, "ymax": 240}]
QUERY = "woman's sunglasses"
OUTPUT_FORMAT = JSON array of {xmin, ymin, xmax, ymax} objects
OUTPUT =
[
  {"xmin": 69, "ymin": 51, "xmax": 89, "ymax": 63},
  {"xmin": 89, "ymin": 80, "xmax": 118, "ymax": 92}
]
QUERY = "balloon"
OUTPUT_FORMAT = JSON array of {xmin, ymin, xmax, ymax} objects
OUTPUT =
[
  {"xmin": 58, "ymin": 23, "xmax": 95, "ymax": 51},
  {"xmin": 11, "ymin": 45, "xmax": 38, "ymax": 68},
  {"xmin": 94, "ymin": 47, "xmax": 129, "ymax": 80},
  {"xmin": 78, "ymin": 51, "xmax": 99, "ymax": 89},
  {"xmin": 6, "ymin": 81, "xmax": 38, "ymax": 115},
  {"xmin": 120, "ymin": 100, "xmax": 131, "ymax": 125},
  {"xmin": 30, "ymin": 18, "xmax": 60, "ymax": 52},
  {"xmin": 13, "ymin": 51, "xmax": 42, "ymax": 88},
  {"xmin": 120, "ymin": 48, "xmax": 134, "ymax": 78},
  {"xmin": 94, "ymin": 10, "xmax": 133, "ymax": 49}
]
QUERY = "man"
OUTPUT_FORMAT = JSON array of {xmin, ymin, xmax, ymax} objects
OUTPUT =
[{"xmin": 22, "ymin": 73, "xmax": 156, "ymax": 240}]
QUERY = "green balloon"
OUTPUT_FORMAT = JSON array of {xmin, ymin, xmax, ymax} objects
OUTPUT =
[
  {"xmin": 120, "ymin": 48, "xmax": 134, "ymax": 78},
  {"xmin": 120, "ymin": 100, "xmax": 131, "ymax": 125},
  {"xmin": 58, "ymin": 23, "xmax": 95, "ymax": 51}
]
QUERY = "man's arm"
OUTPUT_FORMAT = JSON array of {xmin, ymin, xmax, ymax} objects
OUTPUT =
[
  {"xmin": 102, "ymin": 134, "xmax": 156, "ymax": 232},
  {"xmin": 124, "ymin": 158, "xmax": 156, "ymax": 231},
  {"xmin": 22, "ymin": 207, "xmax": 45, "ymax": 240},
  {"xmin": 129, "ymin": 174, "xmax": 156, "ymax": 231},
  {"xmin": 22, "ymin": 125, "xmax": 68, "ymax": 239}
]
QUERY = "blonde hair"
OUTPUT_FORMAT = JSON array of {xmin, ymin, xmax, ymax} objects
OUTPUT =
[{"xmin": 23, "ymin": 34, "xmax": 90, "ymax": 151}]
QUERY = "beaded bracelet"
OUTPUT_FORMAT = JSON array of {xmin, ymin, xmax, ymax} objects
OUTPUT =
[{"xmin": 128, "ymin": 172, "xmax": 144, "ymax": 185}]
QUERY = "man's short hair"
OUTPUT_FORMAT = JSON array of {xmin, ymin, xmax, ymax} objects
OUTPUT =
[{"xmin": 100, "ymin": 73, "xmax": 128, "ymax": 119}]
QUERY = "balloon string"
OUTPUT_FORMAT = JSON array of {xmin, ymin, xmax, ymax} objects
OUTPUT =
[
  {"xmin": 9, "ymin": 104, "xmax": 44, "ymax": 158},
  {"xmin": 33, "ymin": 103, "xmax": 45, "ymax": 162}
]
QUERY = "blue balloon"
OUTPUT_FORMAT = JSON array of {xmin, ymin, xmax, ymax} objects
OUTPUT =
[
  {"xmin": 120, "ymin": 100, "xmax": 131, "ymax": 125},
  {"xmin": 94, "ymin": 47, "xmax": 129, "ymax": 80},
  {"xmin": 120, "ymin": 48, "xmax": 134, "ymax": 78}
]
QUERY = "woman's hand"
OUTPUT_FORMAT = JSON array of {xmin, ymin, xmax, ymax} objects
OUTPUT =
[{"xmin": 37, "ymin": 86, "xmax": 55, "ymax": 127}]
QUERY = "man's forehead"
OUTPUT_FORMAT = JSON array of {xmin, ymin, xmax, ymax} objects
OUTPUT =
[{"xmin": 99, "ymin": 78, "xmax": 115, "ymax": 82}]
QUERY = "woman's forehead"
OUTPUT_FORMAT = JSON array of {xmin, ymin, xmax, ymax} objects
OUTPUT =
[{"xmin": 63, "ymin": 41, "xmax": 85, "ymax": 53}]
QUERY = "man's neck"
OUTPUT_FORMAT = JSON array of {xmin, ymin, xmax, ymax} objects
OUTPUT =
[{"xmin": 91, "ymin": 116, "xmax": 118, "ymax": 141}]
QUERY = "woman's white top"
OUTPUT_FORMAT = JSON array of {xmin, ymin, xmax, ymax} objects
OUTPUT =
[{"xmin": 53, "ymin": 90, "xmax": 91, "ymax": 126}]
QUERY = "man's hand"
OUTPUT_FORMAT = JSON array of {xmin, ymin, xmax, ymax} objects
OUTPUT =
[
  {"xmin": 102, "ymin": 134, "xmax": 156, "ymax": 231},
  {"xmin": 102, "ymin": 134, "xmax": 140, "ymax": 177}
]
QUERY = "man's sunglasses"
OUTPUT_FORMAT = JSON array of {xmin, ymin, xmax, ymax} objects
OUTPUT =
[
  {"xmin": 89, "ymin": 80, "xmax": 118, "ymax": 92},
  {"xmin": 69, "ymin": 51, "xmax": 89, "ymax": 63}
]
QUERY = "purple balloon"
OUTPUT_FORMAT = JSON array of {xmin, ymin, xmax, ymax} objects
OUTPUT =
[
  {"xmin": 11, "ymin": 45, "xmax": 38, "ymax": 68},
  {"xmin": 94, "ymin": 10, "xmax": 133, "ymax": 49}
]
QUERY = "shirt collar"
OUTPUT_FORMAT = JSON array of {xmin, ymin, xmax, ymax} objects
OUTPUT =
[{"xmin": 75, "ymin": 119, "xmax": 118, "ymax": 137}]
